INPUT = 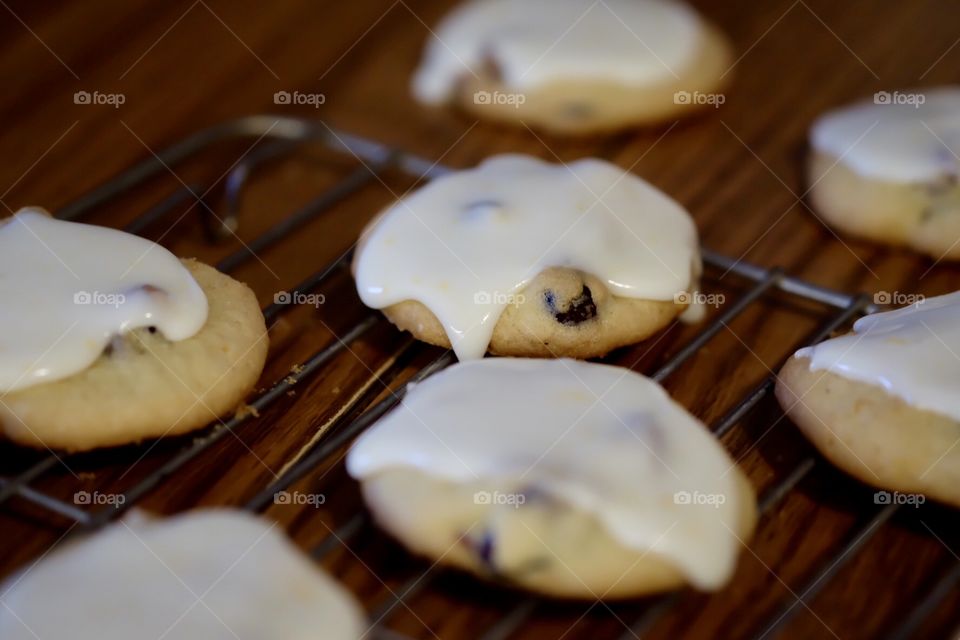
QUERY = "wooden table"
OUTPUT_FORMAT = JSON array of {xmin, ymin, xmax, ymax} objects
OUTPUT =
[{"xmin": 2, "ymin": 1, "xmax": 960, "ymax": 638}]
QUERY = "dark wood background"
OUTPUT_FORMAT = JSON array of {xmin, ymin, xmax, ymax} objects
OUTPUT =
[{"xmin": 2, "ymin": 1, "xmax": 960, "ymax": 638}]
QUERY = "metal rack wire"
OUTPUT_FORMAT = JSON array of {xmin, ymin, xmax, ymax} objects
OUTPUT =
[{"xmin": 0, "ymin": 115, "xmax": 955, "ymax": 639}]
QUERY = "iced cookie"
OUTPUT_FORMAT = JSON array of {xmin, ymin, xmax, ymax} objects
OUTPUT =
[
  {"xmin": 347, "ymin": 358, "xmax": 757, "ymax": 598},
  {"xmin": 809, "ymin": 86, "xmax": 960, "ymax": 260},
  {"xmin": 0, "ymin": 509, "xmax": 366, "ymax": 639},
  {"xmin": 353, "ymin": 154, "xmax": 702, "ymax": 360},
  {"xmin": 0, "ymin": 208, "xmax": 268, "ymax": 451},
  {"xmin": 412, "ymin": 0, "xmax": 733, "ymax": 134},
  {"xmin": 776, "ymin": 292, "xmax": 960, "ymax": 507}
]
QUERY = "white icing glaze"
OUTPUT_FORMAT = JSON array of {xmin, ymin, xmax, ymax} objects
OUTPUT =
[
  {"xmin": 796, "ymin": 291, "xmax": 960, "ymax": 421},
  {"xmin": 354, "ymin": 154, "xmax": 700, "ymax": 360},
  {"xmin": 0, "ymin": 510, "xmax": 366, "ymax": 640},
  {"xmin": 347, "ymin": 358, "xmax": 749, "ymax": 590},
  {"xmin": 412, "ymin": 0, "xmax": 702, "ymax": 103},
  {"xmin": 811, "ymin": 86, "xmax": 960, "ymax": 182},
  {"xmin": 0, "ymin": 208, "xmax": 208, "ymax": 392}
]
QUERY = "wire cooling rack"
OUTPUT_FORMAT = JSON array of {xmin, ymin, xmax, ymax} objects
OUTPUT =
[{"xmin": 0, "ymin": 115, "xmax": 956, "ymax": 640}]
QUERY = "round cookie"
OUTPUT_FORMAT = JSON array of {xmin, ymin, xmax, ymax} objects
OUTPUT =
[
  {"xmin": 0, "ymin": 509, "xmax": 366, "ymax": 640},
  {"xmin": 808, "ymin": 86, "xmax": 960, "ymax": 260},
  {"xmin": 353, "ymin": 154, "xmax": 703, "ymax": 360},
  {"xmin": 0, "ymin": 259, "xmax": 268, "ymax": 451},
  {"xmin": 777, "ymin": 356, "xmax": 960, "ymax": 507},
  {"xmin": 412, "ymin": 0, "xmax": 734, "ymax": 134},
  {"xmin": 347, "ymin": 358, "xmax": 758, "ymax": 598},
  {"xmin": 360, "ymin": 466, "xmax": 757, "ymax": 598},
  {"xmin": 776, "ymin": 291, "xmax": 960, "ymax": 507}
]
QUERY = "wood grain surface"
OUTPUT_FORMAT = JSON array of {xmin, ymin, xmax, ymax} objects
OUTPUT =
[{"xmin": 2, "ymin": 1, "xmax": 960, "ymax": 639}]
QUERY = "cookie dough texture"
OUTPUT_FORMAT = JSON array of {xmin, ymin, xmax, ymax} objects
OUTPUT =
[
  {"xmin": 381, "ymin": 267, "xmax": 687, "ymax": 359},
  {"xmin": 360, "ymin": 467, "xmax": 757, "ymax": 598},
  {"xmin": 0, "ymin": 260, "xmax": 268, "ymax": 451},
  {"xmin": 777, "ymin": 355, "xmax": 960, "ymax": 507},
  {"xmin": 809, "ymin": 150, "xmax": 960, "ymax": 260}
]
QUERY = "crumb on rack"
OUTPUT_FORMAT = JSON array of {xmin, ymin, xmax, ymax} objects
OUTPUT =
[{"xmin": 234, "ymin": 403, "xmax": 260, "ymax": 419}]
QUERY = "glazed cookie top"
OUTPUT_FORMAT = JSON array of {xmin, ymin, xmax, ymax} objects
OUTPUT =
[
  {"xmin": 795, "ymin": 291, "xmax": 960, "ymax": 421},
  {"xmin": 347, "ymin": 358, "xmax": 749, "ymax": 590},
  {"xmin": 354, "ymin": 154, "xmax": 700, "ymax": 360},
  {"xmin": 0, "ymin": 510, "xmax": 366, "ymax": 639},
  {"xmin": 0, "ymin": 208, "xmax": 208, "ymax": 392},
  {"xmin": 810, "ymin": 86, "xmax": 960, "ymax": 182},
  {"xmin": 412, "ymin": 0, "xmax": 702, "ymax": 104}
]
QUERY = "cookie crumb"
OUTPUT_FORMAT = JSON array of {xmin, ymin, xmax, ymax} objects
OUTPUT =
[{"xmin": 234, "ymin": 404, "xmax": 260, "ymax": 419}]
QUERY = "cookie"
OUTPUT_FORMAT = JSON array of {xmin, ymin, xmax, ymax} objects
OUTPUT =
[
  {"xmin": 347, "ymin": 358, "xmax": 757, "ymax": 598},
  {"xmin": 808, "ymin": 87, "xmax": 960, "ymax": 260},
  {"xmin": 353, "ymin": 154, "xmax": 703, "ymax": 360},
  {"xmin": 412, "ymin": 0, "xmax": 734, "ymax": 134},
  {"xmin": 0, "ymin": 209, "xmax": 268, "ymax": 451},
  {"xmin": 776, "ymin": 292, "xmax": 960, "ymax": 507},
  {"xmin": 0, "ymin": 510, "xmax": 366, "ymax": 639}
]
